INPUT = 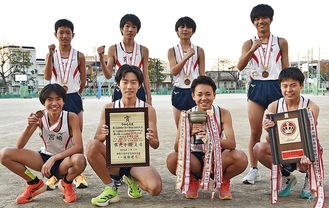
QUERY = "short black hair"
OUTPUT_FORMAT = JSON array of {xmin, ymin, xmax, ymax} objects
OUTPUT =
[
  {"xmin": 250, "ymin": 4, "xmax": 274, "ymax": 23},
  {"xmin": 55, "ymin": 19, "xmax": 74, "ymax": 33},
  {"xmin": 175, "ymin": 16, "xmax": 196, "ymax": 33},
  {"xmin": 279, "ymin": 67, "xmax": 305, "ymax": 85},
  {"xmin": 120, "ymin": 14, "xmax": 141, "ymax": 35},
  {"xmin": 191, "ymin": 76, "xmax": 216, "ymax": 93},
  {"xmin": 115, "ymin": 64, "xmax": 144, "ymax": 86},
  {"xmin": 39, "ymin": 84, "xmax": 67, "ymax": 105}
]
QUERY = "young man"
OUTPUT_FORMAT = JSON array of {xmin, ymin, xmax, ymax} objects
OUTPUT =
[
  {"xmin": 44, "ymin": 19, "xmax": 88, "ymax": 190},
  {"xmin": 168, "ymin": 16, "xmax": 206, "ymax": 128},
  {"xmin": 97, "ymin": 14, "xmax": 152, "ymax": 105},
  {"xmin": 0, "ymin": 84, "xmax": 86, "ymax": 204},
  {"xmin": 237, "ymin": 4, "xmax": 289, "ymax": 184},
  {"xmin": 86, "ymin": 64, "xmax": 162, "ymax": 207},
  {"xmin": 253, "ymin": 67, "xmax": 323, "ymax": 201},
  {"xmin": 166, "ymin": 76, "xmax": 248, "ymax": 200}
]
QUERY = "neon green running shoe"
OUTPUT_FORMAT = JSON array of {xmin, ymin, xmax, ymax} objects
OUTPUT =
[
  {"xmin": 91, "ymin": 186, "xmax": 120, "ymax": 207},
  {"xmin": 123, "ymin": 175, "xmax": 142, "ymax": 198}
]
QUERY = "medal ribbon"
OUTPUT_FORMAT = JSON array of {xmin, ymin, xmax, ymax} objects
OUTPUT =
[
  {"xmin": 177, "ymin": 43, "xmax": 194, "ymax": 77},
  {"xmin": 256, "ymin": 34, "xmax": 273, "ymax": 70},
  {"xmin": 43, "ymin": 111, "xmax": 62, "ymax": 131},
  {"xmin": 121, "ymin": 41, "xmax": 137, "ymax": 66},
  {"xmin": 55, "ymin": 47, "xmax": 74, "ymax": 84}
]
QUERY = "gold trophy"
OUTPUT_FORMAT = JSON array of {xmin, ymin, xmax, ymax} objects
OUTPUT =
[{"xmin": 188, "ymin": 111, "xmax": 207, "ymax": 144}]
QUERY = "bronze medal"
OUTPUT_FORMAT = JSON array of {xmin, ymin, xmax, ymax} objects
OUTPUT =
[
  {"xmin": 35, "ymin": 110, "xmax": 44, "ymax": 118},
  {"xmin": 184, "ymin": 79, "xmax": 191, "ymax": 85},
  {"xmin": 63, "ymin": 85, "xmax": 68, "ymax": 92},
  {"xmin": 262, "ymin": 71, "xmax": 269, "ymax": 78}
]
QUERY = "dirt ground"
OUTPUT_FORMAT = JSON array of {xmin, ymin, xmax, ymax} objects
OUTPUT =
[{"xmin": 0, "ymin": 94, "xmax": 328, "ymax": 208}]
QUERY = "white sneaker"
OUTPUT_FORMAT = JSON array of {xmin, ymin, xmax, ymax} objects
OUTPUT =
[{"xmin": 242, "ymin": 168, "xmax": 261, "ymax": 184}]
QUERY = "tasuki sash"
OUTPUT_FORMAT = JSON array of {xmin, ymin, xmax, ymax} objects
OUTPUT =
[
  {"xmin": 176, "ymin": 111, "xmax": 191, "ymax": 193},
  {"xmin": 200, "ymin": 110, "xmax": 222, "ymax": 199}
]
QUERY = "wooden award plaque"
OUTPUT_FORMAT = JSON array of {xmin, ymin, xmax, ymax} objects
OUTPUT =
[
  {"xmin": 105, "ymin": 107, "xmax": 149, "ymax": 168},
  {"xmin": 267, "ymin": 108, "xmax": 315, "ymax": 165}
]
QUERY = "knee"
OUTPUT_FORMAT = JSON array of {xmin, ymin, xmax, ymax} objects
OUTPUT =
[
  {"xmin": 166, "ymin": 153, "xmax": 177, "ymax": 175},
  {"xmin": 148, "ymin": 180, "xmax": 162, "ymax": 196},
  {"xmin": 253, "ymin": 143, "xmax": 262, "ymax": 159},
  {"xmin": 74, "ymin": 154, "xmax": 87, "ymax": 169},
  {"xmin": 235, "ymin": 151, "xmax": 248, "ymax": 171},
  {"xmin": 86, "ymin": 139, "xmax": 100, "ymax": 159},
  {"xmin": 0, "ymin": 147, "xmax": 12, "ymax": 164}
]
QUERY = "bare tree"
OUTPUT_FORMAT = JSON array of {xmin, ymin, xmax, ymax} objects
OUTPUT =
[{"xmin": 0, "ymin": 45, "xmax": 33, "ymax": 91}]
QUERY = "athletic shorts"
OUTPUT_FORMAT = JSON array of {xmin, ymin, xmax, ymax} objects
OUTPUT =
[
  {"xmin": 63, "ymin": 92, "xmax": 83, "ymax": 114},
  {"xmin": 191, "ymin": 150, "xmax": 225, "ymax": 179},
  {"xmin": 171, "ymin": 87, "xmax": 196, "ymax": 111},
  {"xmin": 247, "ymin": 79, "xmax": 282, "ymax": 109},
  {"xmin": 112, "ymin": 86, "xmax": 146, "ymax": 102},
  {"xmin": 39, "ymin": 151, "xmax": 64, "ymax": 179},
  {"xmin": 110, "ymin": 167, "xmax": 132, "ymax": 179}
]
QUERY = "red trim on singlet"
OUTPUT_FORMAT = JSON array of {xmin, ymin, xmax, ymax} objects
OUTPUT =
[
  {"xmin": 276, "ymin": 51, "xmax": 281, "ymax": 63},
  {"xmin": 252, "ymin": 54, "xmax": 259, "ymax": 64},
  {"xmin": 73, "ymin": 66, "xmax": 79, "ymax": 78},
  {"xmin": 52, "ymin": 67, "xmax": 58, "ymax": 79}
]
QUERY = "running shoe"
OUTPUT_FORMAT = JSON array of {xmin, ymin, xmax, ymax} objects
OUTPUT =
[
  {"xmin": 73, "ymin": 174, "xmax": 88, "ymax": 189},
  {"xmin": 91, "ymin": 186, "xmax": 120, "ymax": 207},
  {"xmin": 301, "ymin": 175, "xmax": 315, "ymax": 199},
  {"xmin": 185, "ymin": 177, "xmax": 200, "ymax": 199},
  {"xmin": 242, "ymin": 167, "xmax": 261, "ymax": 184},
  {"xmin": 16, "ymin": 179, "xmax": 46, "ymax": 204},
  {"xmin": 219, "ymin": 179, "xmax": 232, "ymax": 200},
  {"xmin": 46, "ymin": 175, "xmax": 58, "ymax": 190},
  {"xmin": 58, "ymin": 179, "xmax": 76, "ymax": 203},
  {"xmin": 123, "ymin": 175, "xmax": 143, "ymax": 198},
  {"xmin": 278, "ymin": 173, "xmax": 297, "ymax": 197}
]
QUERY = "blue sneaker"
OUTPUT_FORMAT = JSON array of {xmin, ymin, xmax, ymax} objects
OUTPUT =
[
  {"xmin": 279, "ymin": 174, "xmax": 297, "ymax": 197},
  {"xmin": 301, "ymin": 176, "xmax": 315, "ymax": 199}
]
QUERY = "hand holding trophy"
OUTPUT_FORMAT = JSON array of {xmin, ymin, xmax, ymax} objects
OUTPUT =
[{"xmin": 188, "ymin": 111, "xmax": 207, "ymax": 144}]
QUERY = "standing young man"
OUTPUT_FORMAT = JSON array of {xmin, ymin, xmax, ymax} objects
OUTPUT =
[
  {"xmin": 44, "ymin": 19, "xmax": 88, "ymax": 189},
  {"xmin": 86, "ymin": 64, "xmax": 162, "ymax": 207},
  {"xmin": 237, "ymin": 4, "xmax": 289, "ymax": 184},
  {"xmin": 168, "ymin": 16, "xmax": 205, "ymax": 128},
  {"xmin": 97, "ymin": 14, "xmax": 152, "ymax": 105}
]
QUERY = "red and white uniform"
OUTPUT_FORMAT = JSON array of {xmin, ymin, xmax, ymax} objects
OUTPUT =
[
  {"xmin": 249, "ymin": 35, "xmax": 282, "ymax": 80},
  {"xmin": 39, "ymin": 110, "xmax": 72, "ymax": 156},
  {"xmin": 51, "ymin": 48, "xmax": 81, "ymax": 94},
  {"xmin": 172, "ymin": 44, "xmax": 200, "ymax": 88}
]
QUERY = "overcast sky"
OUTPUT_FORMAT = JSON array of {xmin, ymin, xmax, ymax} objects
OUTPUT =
[{"xmin": 1, "ymin": 0, "xmax": 328, "ymax": 70}]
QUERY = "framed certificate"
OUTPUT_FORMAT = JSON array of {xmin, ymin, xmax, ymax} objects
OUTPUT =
[
  {"xmin": 105, "ymin": 107, "xmax": 149, "ymax": 168},
  {"xmin": 267, "ymin": 108, "xmax": 314, "ymax": 165}
]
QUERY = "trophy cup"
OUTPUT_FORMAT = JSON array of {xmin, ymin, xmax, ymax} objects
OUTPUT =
[{"xmin": 188, "ymin": 111, "xmax": 207, "ymax": 144}]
